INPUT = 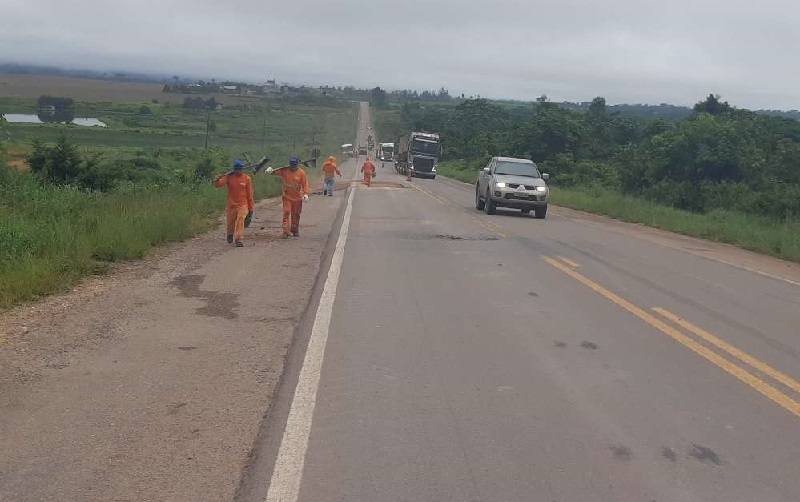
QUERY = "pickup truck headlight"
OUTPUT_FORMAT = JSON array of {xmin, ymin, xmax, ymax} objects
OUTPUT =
[
  {"xmin": 535, "ymin": 186, "xmax": 547, "ymax": 192},
  {"xmin": 495, "ymin": 182, "xmax": 507, "ymax": 188}
]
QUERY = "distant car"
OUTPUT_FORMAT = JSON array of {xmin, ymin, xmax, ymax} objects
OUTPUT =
[
  {"xmin": 358, "ymin": 146, "xmax": 368, "ymax": 155},
  {"xmin": 475, "ymin": 156, "xmax": 550, "ymax": 219}
]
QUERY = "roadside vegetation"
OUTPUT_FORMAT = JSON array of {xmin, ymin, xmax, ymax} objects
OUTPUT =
[
  {"xmin": 375, "ymin": 95, "xmax": 800, "ymax": 263},
  {"xmin": 0, "ymin": 96, "xmax": 357, "ymax": 307}
]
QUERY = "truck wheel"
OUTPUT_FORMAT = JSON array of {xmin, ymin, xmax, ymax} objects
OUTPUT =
[
  {"xmin": 475, "ymin": 187, "xmax": 485, "ymax": 210},
  {"xmin": 484, "ymin": 190, "xmax": 496, "ymax": 215},
  {"xmin": 534, "ymin": 206, "xmax": 547, "ymax": 219},
  {"xmin": 521, "ymin": 209, "xmax": 531, "ymax": 215}
]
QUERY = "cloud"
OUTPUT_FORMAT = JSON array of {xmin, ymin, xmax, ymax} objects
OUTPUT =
[{"xmin": 1, "ymin": 0, "xmax": 799, "ymax": 108}]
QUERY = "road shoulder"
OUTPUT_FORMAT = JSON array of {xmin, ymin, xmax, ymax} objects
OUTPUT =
[{"xmin": 0, "ymin": 184, "xmax": 348, "ymax": 501}]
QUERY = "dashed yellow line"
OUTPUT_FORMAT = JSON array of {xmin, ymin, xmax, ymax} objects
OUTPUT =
[{"xmin": 543, "ymin": 256, "xmax": 800, "ymax": 420}]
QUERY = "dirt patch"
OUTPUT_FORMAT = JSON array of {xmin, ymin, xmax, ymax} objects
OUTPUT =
[{"xmin": 6, "ymin": 160, "xmax": 29, "ymax": 172}]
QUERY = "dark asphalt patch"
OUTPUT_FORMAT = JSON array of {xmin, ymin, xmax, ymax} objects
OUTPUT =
[
  {"xmin": 554, "ymin": 341, "xmax": 568, "ymax": 348},
  {"xmin": 689, "ymin": 443, "xmax": 722, "ymax": 465},
  {"xmin": 177, "ymin": 346, "xmax": 197, "ymax": 351},
  {"xmin": 609, "ymin": 444, "xmax": 632, "ymax": 461},
  {"xmin": 172, "ymin": 275, "xmax": 240, "ymax": 319},
  {"xmin": 527, "ymin": 292, "xmax": 539, "ymax": 297},
  {"xmin": 581, "ymin": 341, "xmax": 599, "ymax": 350},
  {"xmin": 662, "ymin": 447, "xmax": 678, "ymax": 463}
]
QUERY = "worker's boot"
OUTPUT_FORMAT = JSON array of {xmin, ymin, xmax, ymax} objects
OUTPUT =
[
  {"xmin": 291, "ymin": 227, "xmax": 299, "ymax": 237},
  {"xmin": 235, "ymin": 241, "xmax": 244, "ymax": 247},
  {"xmin": 323, "ymin": 189, "xmax": 327, "ymax": 196},
  {"xmin": 227, "ymin": 234, "xmax": 234, "ymax": 243}
]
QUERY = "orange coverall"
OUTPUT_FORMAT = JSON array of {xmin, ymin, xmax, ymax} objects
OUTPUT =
[
  {"xmin": 321, "ymin": 156, "xmax": 342, "ymax": 195},
  {"xmin": 361, "ymin": 159, "xmax": 375, "ymax": 187},
  {"xmin": 214, "ymin": 172, "xmax": 254, "ymax": 244},
  {"xmin": 272, "ymin": 168, "xmax": 310, "ymax": 236}
]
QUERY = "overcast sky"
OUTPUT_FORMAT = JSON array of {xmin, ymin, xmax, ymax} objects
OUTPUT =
[{"xmin": 2, "ymin": 0, "xmax": 799, "ymax": 109}]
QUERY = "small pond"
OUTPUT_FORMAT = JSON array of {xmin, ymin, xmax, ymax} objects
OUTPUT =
[{"xmin": 1, "ymin": 114, "xmax": 107, "ymax": 127}]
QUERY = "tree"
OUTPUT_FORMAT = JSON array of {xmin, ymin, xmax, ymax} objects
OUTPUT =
[
  {"xmin": 28, "ymin": 135, "xmax": 83, "ymax": 183},
  {"xmin": 370, "ymin": 87, "xmax": 387, "ymax": 108},
  {"xmin": 694, "ymin": 94, "xmax": 732, "ymax": 115}
]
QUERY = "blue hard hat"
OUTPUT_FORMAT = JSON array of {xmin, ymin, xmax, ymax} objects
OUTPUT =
[
  {"xmin": 289, "ymin": 157, "xmax": 300, "ymax": 166},
  {"xmin": 233, "ymin": 159, "xmax": 245, "ymax": 168}
]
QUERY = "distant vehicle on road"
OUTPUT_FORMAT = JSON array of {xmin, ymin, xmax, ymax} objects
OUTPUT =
[
  {"xmin": 358, "ymin": 145, "xmax": 368, "ymax": 156},
  {"xmin": 378, "ymin": 142, "xmax": 394, "ymax": 162},
  {"xmin": 475, "ymin": 156, "xmax": 550, "ymax": 219},
  {"xmin": 341, "ymin": 143, "xmax": 354, "ymax": 157},
  {"xmin": 395, "ymin": 131, "xmax": 441, "ymax": 179}
]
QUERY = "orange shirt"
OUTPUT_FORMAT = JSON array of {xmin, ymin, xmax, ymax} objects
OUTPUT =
[
  {"xmin": 322, "ymin": 161, "xmax": 342, "ymax": 179},
  {"xmin": 214, "ymin": 173, "xmax": 254, "ymax": 211},
  {"xmin": 273, "ymin": 168, "xmax": 309, "ymax": 201},
  {"xmin": 361, "ymin": 160, "xmax": 375, "ymax": 174}
]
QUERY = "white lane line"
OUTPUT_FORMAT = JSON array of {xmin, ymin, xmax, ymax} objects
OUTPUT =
[{"xmin": 265, "ymin": 187, "xmax": 355, "ymax": 502}]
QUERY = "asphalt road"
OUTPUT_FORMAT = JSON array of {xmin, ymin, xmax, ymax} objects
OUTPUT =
[{"xmin": 250, "ymin": 104, "xmax": 800, "ymax": 501}]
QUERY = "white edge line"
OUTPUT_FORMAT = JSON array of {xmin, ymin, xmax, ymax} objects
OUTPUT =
[{"xmin": 264, "ymin": 187, "xmax": 355, "ymax": 502}]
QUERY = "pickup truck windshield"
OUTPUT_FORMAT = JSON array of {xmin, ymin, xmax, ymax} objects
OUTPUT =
[{"xmin": 495, "ymin": 161, "xmax": 541, "ymax": 178}]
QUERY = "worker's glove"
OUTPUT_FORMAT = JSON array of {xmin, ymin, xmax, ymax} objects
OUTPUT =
[
  {"xmin": 265, "ymin": 167, "xmax": 274, "ymax": 174},
  {"xmin": 302, "ymin": 194, "xmax": 309, "ymax": 202},
  {"xmin": 244, "ymin": 211, "xmax": 253, "ymax": 228}
]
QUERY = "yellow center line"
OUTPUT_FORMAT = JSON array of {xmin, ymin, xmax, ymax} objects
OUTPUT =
[
  {"xmin": 542, "ymin": 256, "xmax": 800, "ymax": 420},
  {"xmin": 556, "ymin": 256, "xmax": 581, "ymax": 268},
  {"xmin": 653, "ymin": 307, "xmax": 800, "ymax": 396}
]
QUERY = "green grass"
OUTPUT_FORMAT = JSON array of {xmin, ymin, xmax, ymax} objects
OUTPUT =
[
  {"xmin": 0, "ymin": 170, "xmax": 284, "ymax": 308},
  {"xmin": 550, "ymin": 187, "xmax": 800, "ymax": 263},
  {"xmin": 437, "ymin": 161, "xmax": 481, "ymax": 184},
  {"xmin": 0, "ymin": 97, "xmax": 358, "ymax": 307}
]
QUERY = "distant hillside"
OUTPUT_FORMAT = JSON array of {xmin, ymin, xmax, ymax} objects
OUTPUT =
[
  {"xmin": 2, "ymin": 63, "xmax": 799, "ymax": 122},
  {"xmin": 0, "ymin": 63, "xmax": 183, "ymax": 84}
]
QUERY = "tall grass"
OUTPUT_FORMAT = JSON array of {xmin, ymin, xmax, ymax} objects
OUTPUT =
[
  {"xmin": 551, "ymin": 186, "xmax": 800, "ymax": 263},
  {"xmin": 0, "ymin": 170, "xmax": 281, "ymax": 307}
]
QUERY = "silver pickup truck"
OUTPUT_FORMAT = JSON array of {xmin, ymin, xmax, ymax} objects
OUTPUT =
[{"xmin": 475, "ymin": 156, "xmax": 550, "ymax": 219}]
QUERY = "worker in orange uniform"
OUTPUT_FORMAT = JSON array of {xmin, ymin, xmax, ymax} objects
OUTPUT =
[
  {"xmin": 267, "ymin": 157, "xmax": 310, "ymax": 238},
  {"xmin": 361, "ymin": 156, "xmax": 375, "ymax": 187},
  {"xmin": 213, "ymin": 160, "xmax": 255, "ymax": 247},
  {"xmin": 321, "ymin": 155, "xmax": 342, "ymax": 196}
]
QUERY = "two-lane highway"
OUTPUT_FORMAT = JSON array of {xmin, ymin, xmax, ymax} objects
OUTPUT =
[{"xmin": 244, "ymin": 106, "xmax": 800, "ymax": 501}]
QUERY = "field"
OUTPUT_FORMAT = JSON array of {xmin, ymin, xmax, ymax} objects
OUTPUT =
[
  {"xmin": 1, "ymin": 73, "xmax": 241, "ymax": 105},
  {"xmin": 0, "ymin": 76, "xmax": 358, "ymax": 307}
]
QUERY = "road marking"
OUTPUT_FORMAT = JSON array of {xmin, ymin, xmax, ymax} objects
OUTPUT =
[
  {"xmin": 653, "ymin": 307, "xmax": 800, "ymax": 396},
  {"xmin": 552, "ymin": 209, "xmax": 800, "ymax": 288},
  {"xmin": 265, "ymin": 187, "xmax": 355, "ymax": 502},
  {"xmin": 556, "ymin": 256, "xmax": 581, "ymax": 268},
  {"xmin": 542, "ymin": 256, "xmax": 800, "ymax": 420}
]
